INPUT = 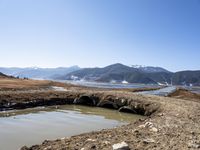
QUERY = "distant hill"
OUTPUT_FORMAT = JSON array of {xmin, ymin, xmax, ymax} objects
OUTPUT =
[
  {"xmin": 58, "ymin": 63, "xmax": 172, "ymax": 84},
  {"xmin": 0, "ymin": 66, "xmax": 80, "ymax": 79},
  {"xmin": 172, "ymin": 71, "xmax": 200, "ymax": 86},
  {"xmin": 1, "ymin": 64, "xmax": 200, "ymax": 86},
  {"xmin": 132, "ymin": 65, "xmax": 170, "ymax": 73},
  {"xmin": 0, "ymin": 72, "xmax": 13, "ymax": 79},
  {"xmin": 0, "ymin": 72, "xmax": 7, "ymax": 78},
  {"xmin": 61, "ymin": 63, "xmax": 156, "ymax": 84},
  {"xmin": 57, "ymin": 63, "xmax": 200, "ymax": 86}
]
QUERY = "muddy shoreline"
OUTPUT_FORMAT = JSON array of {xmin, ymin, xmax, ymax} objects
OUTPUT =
[
  {"xmin": 0, "ymin": 79, "xmax": 200, "ymax": 150},
  {"xmin": 0, "ymin": 89, "xmax": 159, "ymax": 116}
]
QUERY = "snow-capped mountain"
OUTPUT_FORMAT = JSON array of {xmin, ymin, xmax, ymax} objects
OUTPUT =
[
  {"xmin": 58, "ymin": 63, "xmax": 200, "ymax": 86},
  {"xmin": 131, "ymin": 65, "xmax": 170, "ymax": 73}
]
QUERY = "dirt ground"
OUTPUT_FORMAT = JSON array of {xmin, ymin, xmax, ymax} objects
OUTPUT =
[
  {"xmin": 0, "ymin": 78, "xmax": 75, "ymax": 91},
  {"xmin": 1, "ymin": 78, "xmax": 200, "ymax": 150},
  {"xmin": 19, "ymin": 92, "xmax": 200, "ymax": 150},
  {"xmin": 168, "ymin": 88, "xmax": 200, "ymax": 102}
]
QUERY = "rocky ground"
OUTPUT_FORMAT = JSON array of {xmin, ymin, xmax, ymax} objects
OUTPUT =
[
  {"xmin": 0, "ymin": 78, "xmax": 200, "ymax": 150},
  {"xmin": 18, "ymin": 91, "xmax": 200, "ymax": 150}
]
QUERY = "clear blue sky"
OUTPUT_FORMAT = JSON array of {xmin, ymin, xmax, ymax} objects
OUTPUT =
[{"xmin": 0, "ymin": 0, "xmax": 200, "ymax": 71}]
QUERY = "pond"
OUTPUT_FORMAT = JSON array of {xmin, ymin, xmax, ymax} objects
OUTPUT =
[
  {"xmin": 0, "ymin": 105, "xmax": 142, "ymax": 150},
  {"xmin": 58, "ymin": 80, "xmax": 160, "ymax": 89}
]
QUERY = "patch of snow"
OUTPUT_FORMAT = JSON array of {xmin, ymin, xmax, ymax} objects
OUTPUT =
[
  {"xmin": 122, "ymin": 80, "xmax": 128, "ymax": 84},
  {"xmin": 131, "ymin": 65, "xmax": 146, "ymax": 68},
  {"xmin": 157, "ymin": 82, "xmax": 164, "ymax": 86},
  {"xmin": 71, "ymin": 75, "xmax": 79, "ymax": 80},
  {"xmin": 51, "ymin": 86, "xmax": 68, "ymax": 91}
]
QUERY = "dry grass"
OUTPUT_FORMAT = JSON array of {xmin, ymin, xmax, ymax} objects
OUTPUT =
[
  {"xmin": 168, "ymin": 88, "xmax": 200, "ymax": 102},
  {"xmin": 0, "ymin": 78, "xmax": 73, "ymax": 91}
]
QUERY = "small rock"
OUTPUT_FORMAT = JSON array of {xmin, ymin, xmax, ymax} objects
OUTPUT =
[
  {"xmin": 145, "ymin": 122, "xmax": 153, "ymax": 128},
  {"xmin": 44, "ymin": 146, "xmax": 52, "ymax": 150},
  {"xmin": 91, "ymin": 145, "xmax": 96, "ymax": 149},
  {"xmin": 138, "ymin": 124, "xmax": 145, "ymax": 128},
  {"xmin": 143, "ymin": 139, "xmax": 155, "ymax": 144},
  {"xmin": 61, "ymin": 137, "xmax": 67, "ymax": 140},
  {"xmin": 86, "ymin": 139, "xmax": 96, "ymax": 142},
  {"xmin": 112, "ymin": 141, "xmax": 130, "ymax": 150},
  {"xmin": 82, "ymin": 143, "xmax": 96, "ymax": 149},
  {"xmin": 42, "ymin": 140, "xmax": 50, "ymax": 144},
  {"xmin": 188, "ymin": 142, "xmax": 200, "ymax": 148},
  {"xmin": 132, "ymin": 129, "xmax": 139, "ymax": 133},
  {"xmin": 121, "ymin": 99, "xmax": 126, "ymax": 104},
  {"xmin": 149, "ymin": 127, "xmax": 158, "ymax": 132},
  {"xmin": 103, "ymin": 141, "xmax": 110, "ymax": 145}
]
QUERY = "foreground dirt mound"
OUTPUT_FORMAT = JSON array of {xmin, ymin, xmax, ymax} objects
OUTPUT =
[{"xmin": 168, "ymin": 88, "xmax": 200, "ymax": 102}]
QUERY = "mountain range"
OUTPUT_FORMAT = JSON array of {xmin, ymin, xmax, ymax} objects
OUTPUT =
[
  {"xmin": 0, "ymin": 66, "xmax": 80, "ymax": 79},
  {"xmin": 57, "ymin": 63, "xmax": 200, "ymax": 86},
  {"xmin": 0, "ymin": 64, "xmax": 200, "ymax": 86}
]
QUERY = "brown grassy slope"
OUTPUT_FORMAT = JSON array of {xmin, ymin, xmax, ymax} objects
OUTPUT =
[
  {"xmin": 0, "ymin": 75, "xmax": 162, "ymax": 92},
  {"xmin": 168, "ymin": 88, "xmax": 200, "ymax": 102},
  {"xmin": 0, "ymin": 78, "xmax": 75, "ymax": 91}
]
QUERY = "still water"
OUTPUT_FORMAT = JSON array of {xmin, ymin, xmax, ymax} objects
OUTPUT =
[
  {"xmin": 60, "ymin": 80, "xmax": 160, "ymax": 89},
  {"xmin": 137, "ymin": 86, "xmax": 177, "ymax": 96},
  {"xmin": 0, "ymin": 105, "xmax": 142, "ymax": 150}
]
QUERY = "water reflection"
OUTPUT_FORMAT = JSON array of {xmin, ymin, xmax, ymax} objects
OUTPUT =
[{"xmin": 0, "ymin": 105, "xmax": 142, "ymax": 150}]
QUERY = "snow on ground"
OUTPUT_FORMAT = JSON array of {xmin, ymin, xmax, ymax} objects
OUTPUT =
[
  {"xmin": 122, "ymin": 80, "xmax": 129, "ymax": 84},
  {"xmin": 51, "ymin": 86, "xmax": 68, "ymax": 92}
]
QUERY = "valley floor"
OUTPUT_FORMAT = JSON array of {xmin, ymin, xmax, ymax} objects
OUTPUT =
[{"xmin": 0, "ymin": 78, "xmax": 200, "ymax": 150}]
